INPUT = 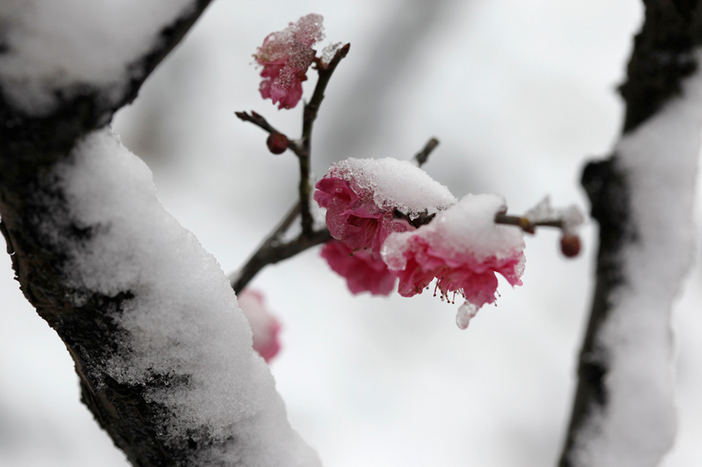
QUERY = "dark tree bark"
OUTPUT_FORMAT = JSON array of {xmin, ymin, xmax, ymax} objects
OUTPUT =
[
  {"xmin": 559, "ymin": 1, "xmax": 702, "ymax": 465},
  {"xmin": 0, "ymin": 3, "xmax": 235, "ymax": 465}
]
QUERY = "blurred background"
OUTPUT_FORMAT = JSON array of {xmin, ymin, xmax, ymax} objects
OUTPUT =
[{"xmin": 2, "ymin": 0, "xmax": 701, "ymax": 465}]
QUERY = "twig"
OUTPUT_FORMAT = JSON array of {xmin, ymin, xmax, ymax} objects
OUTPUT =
[
  {"xmin": 234, "ymin": 110, "xmax": 279, "ymax": 134},
  {"xmin": 413, "ymin": 137, "xmax": 439, "ymax": 166},
  {"xmin": 396, "ymin": 210, "xmax": 565, "ymax": 234},
  {"xmin": 231, "ymin": 44, "xmax": 351, "ymax": 294},
  {"xmin": 298, "ymin": 43, "xmax": 351, "ymax": 235},
  {"xmin": 232, "ymin": 229, "xmax": 330, "ymax": 294},
  {"xmin": 302, "ymin": 43, "xmax": 351, "ymax": 149},
  {"xmin": 494, "ymin": 213, "xmax": 564, "ymax": 233},
  {"xmin": 234, "ymin": 111, "xmax": 301, "ymax": 154},
  {"xmin": 236, "ymin": 44, "xmax": 351, "ymax": 237},
  {"xmin": 272, "ymin": 202, "xmax": 302, "ymax": 240}
]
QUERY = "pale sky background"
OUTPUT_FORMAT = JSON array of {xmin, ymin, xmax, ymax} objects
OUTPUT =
[{"xmin": 2, "ymin": 1, "xmax": 702, "ymax": 466}]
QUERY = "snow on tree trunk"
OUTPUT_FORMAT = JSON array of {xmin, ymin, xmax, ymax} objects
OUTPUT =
[
  {"xmin": 569, "ymin": 57, "xmax": 702, "ymax": 467},
  {"xmin": 561, "ymin": 3, "xmax": 702, "ymax": 466},
  {"xmin": 0, "ymin": 1, "xmax": 319, "ymax": 465},
  {"xmin": 55, "ymin": 128, "xmax": 320, "ymax": 466}
]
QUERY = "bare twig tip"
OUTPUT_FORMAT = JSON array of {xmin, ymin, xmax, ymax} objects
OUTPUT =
[{"xmin": 414, "ymin": 137, "xmax": 441, "ymax": 167}]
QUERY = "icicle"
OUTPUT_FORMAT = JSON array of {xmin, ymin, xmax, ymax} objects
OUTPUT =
[{"xmin": 455, "ymin": 301, "xmax": 478, "ymax": 330}]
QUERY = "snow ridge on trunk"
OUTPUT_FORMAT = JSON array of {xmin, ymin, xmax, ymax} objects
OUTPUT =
[
  {"xmin": 572, "ymin": 52, "xmax": 702, "ymax": 467},
  {"xmin": 51, "ymin": 128, "xmax": 320, "ymax": 467}
]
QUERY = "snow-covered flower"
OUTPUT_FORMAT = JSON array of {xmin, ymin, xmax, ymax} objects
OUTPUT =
[
  {"xmin": 314, "ymin": 174, "xmax": 414, "ymax": 254},
  {"xmin": 321, "ymin": 240, "xmax": 397, "ymax": 295},
  {"xmin": 237, "ymin": 289, "xmax": 282, "ymax": 363},
  {"xmin": 314, "ymin": 172, "xmax": 409, "ymax": 295},
  {"xmin": 382, "ymin": 194, "xmax": 526, "ymax": 308},
  {"xmin": 254, "ymin": 14, "xmax": 324, "ymax": 109},
  {"xmin": 314, "ymin": 158, "xmax": 455, "ymax": 252},
  {"xmin": 315, "ymin": 157, "xmax": 457, "ymax": 295}
]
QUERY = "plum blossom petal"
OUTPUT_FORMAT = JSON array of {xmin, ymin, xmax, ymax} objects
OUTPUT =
[
  {"xmin": 237, "ymin": 289, "xmax": 282, "ymax": 363},
  {"xmin": 314, "ymin": 175, "xmax": 414, "ymax": 254},
  {"xmin": 316, "ymin": 158, "xmax": 456, "ymax": 218},
  {"xmin": 254, "ymin": 14, "xmax": 324, "ymax": 109},
  {"xmin": 315, "ymin": 157, "xmax": 458, "ymax": 295},
  {"xmin": 321, "ymin": 240, "xmax": 396, "ymax": 295},
  {"xmin": 382, "ymin": 193, "xmax": 525, "ymax": 308},
  {"xmin": 314, "ymin": 158, "xmax": 454, "ymax": 254}
]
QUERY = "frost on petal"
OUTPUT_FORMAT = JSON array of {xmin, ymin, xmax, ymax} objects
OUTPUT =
[
  {"xmin": 314, "ymin": 174, "xmax": 415, "ymax": 254},
  {"xmin": 321, "ymin": 240, "xmax": 396, "ymax": 295},
  {"xmin": 315, "ymin": 157, "xmax": 463, "ymax": 297},
  {"xmin": 238, "ymin": 289, "xmax": 282, "ymax": 363},
  {"xmin": 322, "ymin": 157, "xmax": 457, "ymax": 217},
  {"xmin": 382, "ymin": 193, "xmax": 525, "ymax": 308},
  {"xmin": 314, "ymin": 157, "xmax": 455, "ymax": 253},
  {"xmin": 253, "ymin": 14, "xmax": 324, "ymax": 109}
]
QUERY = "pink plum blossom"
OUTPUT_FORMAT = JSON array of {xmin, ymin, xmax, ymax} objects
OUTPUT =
[
  {"xmin": 382, "ymin": 194, "xmax": 526, "ymax": 308},
  {"xmin": 388, "ymin": 235, "xmax": 524, "ymax": 306},
  {"xmin": 237, "ymin": 289, "xmax": 282, "ymax": 363},
  {"xmin": 314, "ymin": 172, "xmax": 409, "ymax": 295},
  {"xmin": 315, "ymin": 158, "xmax": 457, "ymax": 295},
  {"xmin": 321, "ymin": 240, "xmax": 397, "ymax": 295},
  {"xmin": 254, "ymin": 14, "xmax": 324, "ymax": 109},
  {"xmin": 314, "ymin": 172, "xmax": 414, "ymax": 255}
]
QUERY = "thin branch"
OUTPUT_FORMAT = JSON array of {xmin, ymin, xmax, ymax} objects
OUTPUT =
[
  {"xmin": 229, "ymin": 202, "xmax": 302, "ymax": 295},
  {"xmin": 413, "ymin": 137, "xmax": 440, "ymax": 166},
  {"xmin": 298, "ymin": 43, "xmax": 351, "ymax": 235},
  {"xmin": 231, "ymin": 45, "xmax": 352, "ymax": 294},
  {"xmin": 301, "ymin": 43, "xmax": 351, "ymax": 149},
  {"xmin": 494, "ymin": 213, "xmax": 564, "ymax": 233},
  {"xmin": 235, "ymin": 44, "xmax": 351, "ymax": 237},
  {"xmin": 234, "ymin": 111, "xmax": 302, "ymax": 154},
  {"xmin": 234, "ymin": 110, "xmax": 281, "ymax": 135},
  {"xmin": 272, "ymin": 202, "xmax": 302, "ymax": 240},
  {"xmin": 396, "ymin": 210, "xmax": 567, "ymax": 233},
  {"xmin": 232, "ymin": 229, "xmax": 330, "ymax": 294}
]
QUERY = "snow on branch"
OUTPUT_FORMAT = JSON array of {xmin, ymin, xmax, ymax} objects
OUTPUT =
[
  {"xmin": 52, "ymin": 128, "xmax": 319, "ymax": 466},
  {"xmin": 0, "ymin": 0, "xmax": 210, "ymax": 117},
  {"xmin": 0, "ymin": 2, "xmax": 318, "ymax": 465},
  {"xmin": 568, "ymin": 57, "xmax": 702, "ymax": 467},
  {"xmin": 560, "ymin": 3, "xmax": 702, "ymax": 466}
]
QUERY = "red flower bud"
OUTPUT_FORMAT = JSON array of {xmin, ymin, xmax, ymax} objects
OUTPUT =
[
  {"xmin": 560, "ymin": 233, "xmax": 581, "ymax": 258},
  {"xmin": 266, "ymin": 132, "xmax": 288, "ymax": 154}
]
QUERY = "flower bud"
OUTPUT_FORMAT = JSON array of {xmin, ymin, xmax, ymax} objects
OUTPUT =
[
  {"xmin": 560, "ymin": 233, "xmax": 581, "ymax": 258},
  {"xmin": 266, "ymin": 132, "xmax": 288, "ymax": 154}
]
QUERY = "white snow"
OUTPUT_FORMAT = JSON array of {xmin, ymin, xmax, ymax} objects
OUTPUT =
[
  {"xmin": 329, "ymin": 157, "xmax": 457, "ymax": 217},
  {"xmin": 571, "ymin": 54, "xmax": 702, "ymax": 467},
  {"xmin": 320, "ymin": 42, "xmax": 343, "ymax": 64},
  {"xmin": 524, "ymin": 195, "xmax": 585, "ymax": 233},
  {"xmin": 0, "ymin": 0, "xmax": 195, "ymax": 115},
  {"xmin": 455, "ymin": 301, "xmax": 478, "ymax": 330},
  {"xmin": 382, "ymin": 193, "xmax": 525, "ymax": 270},
  {"xmin": 51, "ymin": 128, "xmax": 319, "ymax": 467}
]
